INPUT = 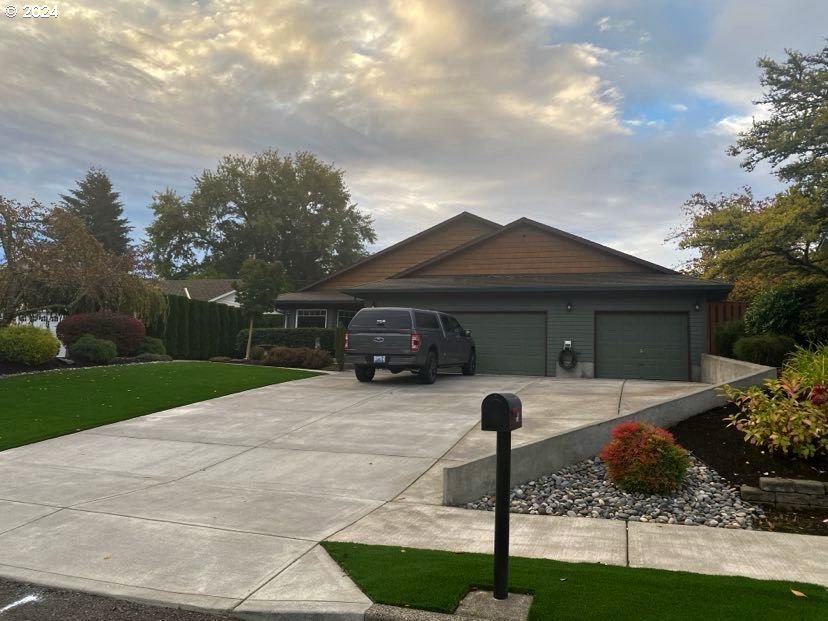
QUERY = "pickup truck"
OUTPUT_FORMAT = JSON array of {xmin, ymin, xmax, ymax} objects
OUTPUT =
[{"xmin": 344, "ymin": 307, "xmax": 476, "ymax": 384}]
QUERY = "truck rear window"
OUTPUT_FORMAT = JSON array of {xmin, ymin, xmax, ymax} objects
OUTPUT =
[{"xmin": 350, "ymin": 309, "xmax": 412, "ymax": 330}]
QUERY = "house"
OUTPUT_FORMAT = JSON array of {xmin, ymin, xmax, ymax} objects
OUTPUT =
[
  {"xmin": 276, "ymin": 212, "xmax": 730, "ymax": 380},
  {"xmin": 158, "ymin": 279, "xmax": 241, "ymax": 306},
  {"xmin": 158, "ymin": 278, "xmax": 284, "ymax": 322}
]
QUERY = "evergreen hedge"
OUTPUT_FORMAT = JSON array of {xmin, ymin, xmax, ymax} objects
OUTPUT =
[
  {"xmin": 236, "ymin": 328, "xmax": 335, "ymax": 355},
  {"xmin": 146, "ymin": 295, "xmax": 257, "ymax": 360}
]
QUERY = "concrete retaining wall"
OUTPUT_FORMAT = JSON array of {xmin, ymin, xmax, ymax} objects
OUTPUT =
[{"xmin": 443, "ymin": 354, "xmax": 776, "ymax": 506}]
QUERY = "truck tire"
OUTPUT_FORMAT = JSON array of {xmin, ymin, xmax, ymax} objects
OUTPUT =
[
  {"xmin": 418, "ymin": 351, "xmax": 438, "ymax": 384},
  {"xmin": 355, "ymin": 365, "xmax": 375, "ymax": 383},
  {"xmin": 462, "ymin": 349, "xmax": 477, "ymax": 376}
]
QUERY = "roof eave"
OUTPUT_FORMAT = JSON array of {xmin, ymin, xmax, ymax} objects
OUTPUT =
[{"xmin": 342, "ymin": 283, "xmax": 733, "ymax": 295}]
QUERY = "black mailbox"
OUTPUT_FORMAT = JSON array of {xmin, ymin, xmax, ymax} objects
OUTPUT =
[{"xmin": 481, "ymin": 393, "xmax": 522, "ymax": 432}]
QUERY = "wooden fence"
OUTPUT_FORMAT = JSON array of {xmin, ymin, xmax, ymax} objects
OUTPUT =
[{"xmin": 707, "ymin": 301, "xmax": 748, "ymax": 354}]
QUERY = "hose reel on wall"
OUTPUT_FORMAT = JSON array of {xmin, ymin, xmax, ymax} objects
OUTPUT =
[{"xmin": 558, "ymin": 340, "xmax": 578, "ymax": 370}]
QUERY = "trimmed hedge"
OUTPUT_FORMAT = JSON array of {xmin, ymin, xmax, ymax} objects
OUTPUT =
[
  {"xmin": 145, "ymin": 295, "xmax": 263, "ymax": 360},
  {"xmin": 69, "ymin": 335, "xmax": 117, "ymax": 364},
  {"xmin": 57, "ymin": 312, "xmax": 146, "ymax": 356},
  {"xmin": 733, "ymin": 334, "xmax": 797, "ymax": 367},
  {"xmin": 0, "ymin": 325, "xmax": 61, "ymax": 365},
  {"xmin": 264, "ymin": 346, "xmax": 332, "ymax": 370},
  {"xmin": 236, "ymin": 328, "xmax": 335, "ymax": 355}
]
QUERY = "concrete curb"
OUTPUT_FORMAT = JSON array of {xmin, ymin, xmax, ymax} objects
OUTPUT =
[{"xmin": 443, "ymin": 355, "xmax": 776, "ymax": 505}]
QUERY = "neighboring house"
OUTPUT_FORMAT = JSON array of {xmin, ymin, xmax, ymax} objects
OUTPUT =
[
  {"xmin": 159, "ymin": 278, "xmax": 284, "ymax": 322},
  {"xmin": 277, "ymin": 212, "xmax": 731, "ymax": 381}
]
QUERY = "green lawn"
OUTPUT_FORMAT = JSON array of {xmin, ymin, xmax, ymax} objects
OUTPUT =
[
  {"xmin": 0, "ymin": 362, "xmax": 317, "ymax": 451},
  {"xmin": 322, "ymin": 542, "xmax": 828, "ymax": 621}
]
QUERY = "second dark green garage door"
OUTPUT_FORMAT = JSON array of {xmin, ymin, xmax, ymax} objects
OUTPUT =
[
  {"xmin": 595, "ymin": 312, "xmax": 690, "ymax": 381},
  {"xmin": 451, "ymin": 312, "xmax": 546, "ymax": 375}
]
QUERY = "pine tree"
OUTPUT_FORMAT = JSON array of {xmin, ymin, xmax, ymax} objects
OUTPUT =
[{"xmin": 61, "ymin": 168, "xmax": 132, "ymax": 254}]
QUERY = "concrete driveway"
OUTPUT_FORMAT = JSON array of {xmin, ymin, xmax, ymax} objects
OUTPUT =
[{"xmin": 0, "ymin": 371, "xmax": 700, "ymax": 618}]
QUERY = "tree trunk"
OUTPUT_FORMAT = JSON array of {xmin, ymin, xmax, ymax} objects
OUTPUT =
[{"xmin": 245, "ymin": 316, "xmax": 255, "ymax": 360}]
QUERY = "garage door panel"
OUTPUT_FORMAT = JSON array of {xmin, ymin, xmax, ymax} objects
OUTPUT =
[
  {"xmin": 595, "ymin": 313, "xmax": 689, "ymax": 381},
  {"xmin": 452, "ymin": 313, "xmax": 546, "ymax": 376}
]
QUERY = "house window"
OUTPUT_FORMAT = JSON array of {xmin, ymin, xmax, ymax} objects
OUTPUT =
[
  {"xmin": 337, "ymin": 310, "xmax": 357, "ymax": 327},
  {"xmin": 296, "ymin": 309, "xmax": 327, "ymax": 328}
]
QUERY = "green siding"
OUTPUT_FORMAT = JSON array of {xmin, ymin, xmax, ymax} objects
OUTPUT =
[
  {"xmin": 452, "ymin": 312, "xmax": 546, "ymax": 375},
  {"xmin": 595, "ymin": 313, "xmax": 690, "ymax": 380},
  {"xmin": 362, "ymin": 291, "xmax": 708, "ymax": 379}
]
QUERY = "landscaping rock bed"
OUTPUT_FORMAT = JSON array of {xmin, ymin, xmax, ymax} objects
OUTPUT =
[{"xmin": 466, "ymin": 456, "xmax": 764, "ymax": 529}]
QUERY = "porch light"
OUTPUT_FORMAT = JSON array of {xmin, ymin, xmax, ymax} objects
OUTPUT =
[{"xmin": 566, "ymin": 302, "xmax": 573, "ymax": 312}]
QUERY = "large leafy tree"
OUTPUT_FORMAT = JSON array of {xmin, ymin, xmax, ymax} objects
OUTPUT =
[
  {"xmin": 674, "ymin": 187, "xmax": 827, "ymax": 289},
  {"xmin": 675, "ymin": 44, "xmax": 828, "ymax": 299},
  {"xmin": 61, "ymin": 168, "xmax": 132, "ymax": 255},
  {"xmin": 0, "ymin": 197, "xmax": 164, "ymax": 327},
  {"xmin": 146, "ymin": 150, "xmax": 376, "ymax": 283},
  {"xmin": 728, "ymin": 45, "xmax": 828, "ymax": 192},
  {"xmin": 234, "ymin": 258, "xmax": 286, "ymax": 359}
]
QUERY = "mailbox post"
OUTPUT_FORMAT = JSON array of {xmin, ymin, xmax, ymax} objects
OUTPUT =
[{"xmin": 481, "ymin": 393, "xmax": 522, "ymax": 600}]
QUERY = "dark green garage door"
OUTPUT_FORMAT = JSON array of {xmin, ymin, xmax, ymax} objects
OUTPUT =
[
  {"xmin": 451, "ymin": 312, "xmax": 546, "ymax": 375},
  {"xmin": 595, "ymin": 312, "xmax": 690, "ymax": 381}
]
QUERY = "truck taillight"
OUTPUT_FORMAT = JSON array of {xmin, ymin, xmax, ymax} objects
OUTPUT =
[
  {"xmin": 410, "ymin": 333, "xmax": 421, "ymax": 352},
  {"xmin": 344, "ymin": 331, "xmax": 349, "ymax": 350}
]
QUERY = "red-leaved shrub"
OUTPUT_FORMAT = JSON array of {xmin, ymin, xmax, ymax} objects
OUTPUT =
[
  {"xmin": 599, "ymin": 421, "xmax": 689, "ymax": 494},
  {"xmin": 57, "ymin": 312, "xmax": 146, "ymax": 356}
]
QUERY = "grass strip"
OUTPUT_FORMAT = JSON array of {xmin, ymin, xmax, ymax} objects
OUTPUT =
[{"xmin": 323, "ymin": 541, "xmax": 828, "ymax": 620}]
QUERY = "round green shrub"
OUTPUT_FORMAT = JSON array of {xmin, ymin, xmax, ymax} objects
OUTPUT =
[
  {"xmin": 733, "ymin": 334, "xmax": 797, "ymax": 367},
  {"xmin": 599, "ymin": 421, "xmax": 689, "ymax": 494},
  {"xmin": 250, "ymin": 345, "xmax": 265, "ymax": 361},
  {"xmin": 0, "ymin": 325, "xmax": 60, "ymax": 365},
  {"xmin": 141, "ymin": 336, "xmax": 167, "ymax": 355},
  {"xmin": 68, "ymin": 335, "xmax": 117, "ymax": 364}
]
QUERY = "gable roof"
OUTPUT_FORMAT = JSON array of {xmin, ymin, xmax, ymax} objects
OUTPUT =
[
  {"xmin": 158, "ymin": 279, "xmax": 236, "ymax": 302},
  {"xmin": 300, "ymin": 211, "xmax": 501, "ymax": 291},
  {"xmin": 393, "ymin": 217, "xmax": 676, "ymax": 278}
]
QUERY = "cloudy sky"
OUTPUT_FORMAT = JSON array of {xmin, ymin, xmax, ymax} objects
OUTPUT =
[{"xmin": 1, "ymin": 1, "xmax": 825, "ymax": 269}]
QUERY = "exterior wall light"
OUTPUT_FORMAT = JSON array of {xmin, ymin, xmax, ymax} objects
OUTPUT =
[
  {"xmin": 694, "ymin": 302, "xmax": 701, "ymax": 311},
  {"xmin": 566, "ymin": 302, "xmax": 573, "ymax": 312}
]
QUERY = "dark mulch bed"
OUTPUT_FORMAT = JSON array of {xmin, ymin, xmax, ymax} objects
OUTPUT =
[
  {"xmin": 0, "ymin": 359, "xmax": 81, "ymax": 377},
  {"xmin": 671, "ymin": 405, "xmax": 828, "ymax": 536}
]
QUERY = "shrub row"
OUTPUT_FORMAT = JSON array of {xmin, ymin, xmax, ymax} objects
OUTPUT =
[
  {"xmin": 0, "ymin": 325, "xmax": 60, "ymax": 366},
  {"xmin": 236, "ymin": 328, "xmax": 335, "ymax": 355},
  {"xmin": 263, "ymin": 346, "xmax": 332, "ymax": 369}
]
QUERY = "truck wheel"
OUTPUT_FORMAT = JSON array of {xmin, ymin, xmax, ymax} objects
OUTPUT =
[
  {"xmin": 355, "ymin": 365, "xmax": 375, "ymax": 382},
  {"xmin": 418, "ymin": 351, "xmax": 438, "ymax": 384},
  {"xmin": 462, "ymin": 350, "xmax": 477, "ymax": 376}
]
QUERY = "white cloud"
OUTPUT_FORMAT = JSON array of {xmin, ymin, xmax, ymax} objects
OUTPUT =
[
  {"xmin": 670, "ymin": 103, "xmax": 688, "ymax": 112},
  {"xmin": 596, "ymin": 16, "xmax": 634, "ymax": 32}
]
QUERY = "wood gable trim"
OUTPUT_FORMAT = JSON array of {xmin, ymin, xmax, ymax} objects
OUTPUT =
[
  {"xmin": 393, "ymin": 217, "xmax": 677, "ymax": 278},
  {"xmin": 301, "ymin": 211, "xmax": 501, "ymax": 291}
]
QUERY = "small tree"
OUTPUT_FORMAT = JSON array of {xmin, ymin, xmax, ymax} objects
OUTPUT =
[{"xmin": 234, "ymin": 258, "xmax": 286, "ymax": 359}]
